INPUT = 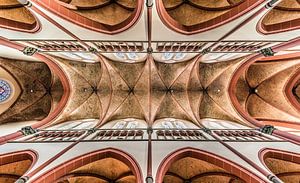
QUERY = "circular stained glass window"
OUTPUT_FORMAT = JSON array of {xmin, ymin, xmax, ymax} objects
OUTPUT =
[{"xmin": 0, "ymin": 80, "xmax": 12, "ymax": 103}]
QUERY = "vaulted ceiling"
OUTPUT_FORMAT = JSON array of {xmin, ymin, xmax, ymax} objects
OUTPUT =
[
  {"xmin": 0, "ymin": 0, "xmax": 300, "ymax": 131},
  {"xmin": 0, "ymin": 57, "xmax": 63, "ymax": 124}
]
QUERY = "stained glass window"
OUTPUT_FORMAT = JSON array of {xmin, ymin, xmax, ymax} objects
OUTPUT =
[
  {"xmin": 162, "ymin": 52, "xmax": 186, "ymax": 61},
  {"xmin": 114, "ymin": 52, "xmax": 139, "ymax": 61},
  {"xmin": 0, "ymin": 80, "xmax": 12, "ymax": 103}
]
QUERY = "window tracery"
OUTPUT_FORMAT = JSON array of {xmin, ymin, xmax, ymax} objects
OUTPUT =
[{"xmin": 0, "ymin": 79, "xmax": 12, "ymax": 103}]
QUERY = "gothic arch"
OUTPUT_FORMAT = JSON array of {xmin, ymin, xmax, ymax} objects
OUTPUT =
[
  {"xmin": 0, "ymin": 150, "xmax": 37, "ymax": 183},
  {"xmin": 259, "ymin": 148, "xmax": 300, "ymax": 183},
  {"xmin": 33, "ymin": 148, "xmax": 143, "ymax": 183},
  {"xmin": 32, "ymin": 0, "xmax": 144, "ymax": 34},
  {"xmin": 156, "ymin": 147, "xmax": 264, "ymax": 183}
]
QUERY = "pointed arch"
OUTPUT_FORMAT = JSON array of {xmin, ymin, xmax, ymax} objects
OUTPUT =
[
  {"xmin": 0, "ymin": 150, "xmax": 38, "ymax": 183},
  {"xmin": 32, "ymin": 148, "xmax": 143, "ymax": 183},
  {"xmin": 259, "ymin": 148, "xmax": 300, "ymax": 183},
  {"xmin": 156, "ymin": 147, "xmax": 265, "ymax": 183},
  {"xmin": 32, "ymin": 0, "xmax": 143, "ymax": 34}
]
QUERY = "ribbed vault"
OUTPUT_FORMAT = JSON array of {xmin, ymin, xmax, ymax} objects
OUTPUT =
[
  {"xmin": 157, "ymin": 148, "xmax": 264, "ymax": 183},
  {"xmin": 33, "ymin": 149, "xmax": 142, "ymax": 183},
  {"xmin": 265, "ymin": 158, "xmax": 300, "ymax": 183},
  {"xmin": 235, "ymin": 58, "xmax": 300, "ymax": 128},
  {"xmin": 6, "ymin": 53, "xmax": 298, "ymax": 130},
  {"xmin": 0, "ymin": 58, "xmax": 63, "ymax": 124},
  {"xmin": 49, "ymin": 55, "xmax": 255, "ymax": 128},
  {"xmin": 51, "ymin": 57, "xmax": 102, "ymax": 125}
]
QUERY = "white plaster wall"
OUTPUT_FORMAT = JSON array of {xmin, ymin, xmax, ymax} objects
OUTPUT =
[
  {"xmin": 201, "ymin": 118, "xmax": 251, "ymax": 129},
  {"xmin": 0, "ymin": 45, "xmax": 39, "ymax": 61},
  {"xmin": 0, "ymin": 142, "xmax": 72, "ymax": 174},
  {"xmin": 0, "ymin": 121, "xmax": 36, "ymax": 136}
]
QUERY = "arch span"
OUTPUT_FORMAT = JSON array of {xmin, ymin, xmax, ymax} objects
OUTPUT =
[
  {"xmin": 259, "ymin": 148, "xmax": 300, "ymax": 183},
  {"xmin": 32, "ymin": 148, "xmax": 143, "ymax": 183},
  {"xmin": 0, "ymin": 150, "xmax": 38, "ymax": 183},
  {"xmin": 156, "ymin": 147, "xmax": 265, "ymax": 183}
]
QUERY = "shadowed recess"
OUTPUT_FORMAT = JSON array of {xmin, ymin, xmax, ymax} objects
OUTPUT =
[
  {"xmin": 0, "ymin": 58, "xmax": 63, "ymax": 124},
  {"xmin": 0, "ymin": 151, "xmax": 36, "ymax": 183},
  {"xmin": 157, "ymin": 0, "xmax": 263, "ymax": 34},
  {"xmin": 56, "ymin": 158, "xmax": 135, "ymax": 183},
  {"xmin": 0, "ymin": 0, "xmax": 39, "ymax": 32},
  {"xmin": 34, "ymin": 0, "xmax": 143, "ymax": 33},
  {"xmin": 164, "ymin": 157, "xmax": 245, "ymax": 183},
  {"xmin": 259, "ymin": 0, "xmax": 300, "ymax": 34},
  {"xmin": 262, "ymin": 149, "xmax": 300, "ymax": 183},
  {"xmin": 234, "ymin": 59, "xmax": 300, "ymax": 126}
]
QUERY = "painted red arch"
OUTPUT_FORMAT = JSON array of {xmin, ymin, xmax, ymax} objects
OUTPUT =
[
  {"xmin": 156, "ymin": 147, "xmax": 265, "ymax": 183},
  {"xmin": 0, "ymin": 7, "xmax": 40, "ymax": 33},
  {"xmin": 0, "ymin": 150, "xmax": 38, "ymax": 179},
  {"xmin": 285, "ymin": 66, "xmax": 300, "ymax": 112},
  {"xmin": 259, "ymin": 148, "xmax": 300, "ymax": 181},
  {"xmin": 257, "ymin": 6, "xmax": 300, "ymax": 34},
  {"xmin": 31, "ymin": 0, "xmax": 144, "ymax": 34},
  {"xmin": 32, "ymin": 148, "xmax": 143, "ymax": 183},
  {"xmin": 0, "ymin": 37, "xmax": 71, "ymax": 144},
  {"xmin": 156, "ymin": 0, "xmax": 265, "ymax": 35},
  {"xmin": 228, "ymin": 53, "xmax": 300, "ymax": 139}
]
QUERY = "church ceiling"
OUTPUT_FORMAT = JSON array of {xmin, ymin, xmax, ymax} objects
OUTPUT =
[
  {"xmin": 33, "ymin": 0, "xmax": 143, "ymax": 34},
  {"xmin": 259, "ymin": 0, "xmax": 300, "ymax": 34},
  {"xmin": 42, "ymin": 55, "xmax": 259, "ymax": 128},
  {"xmin": 0, "ymin": 0, "xmax": 300, "ymax": 130},
  {"xmin": 163, "ymin": 157, "xmax": 245, "ymax": 183},
  {"xmin": 234, "ymin": 57, "xmax": 300, "ymax": 129},
  {"xmin": 0, "ymin": 57, "xmax": 63, "ymax": 124},
  {"xmin": 1, "ymin": 52, "xmax": 300, "ymax": 130}
]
